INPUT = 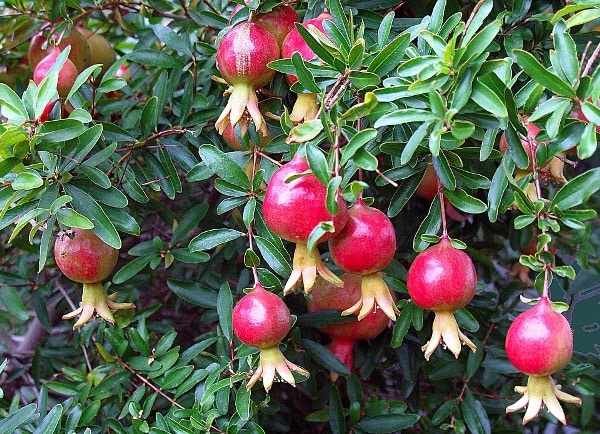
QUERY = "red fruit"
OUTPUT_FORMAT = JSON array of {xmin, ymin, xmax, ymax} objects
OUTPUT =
[
  {"xmin": 505, "ymin": 297, "xmax": 581, "ymax": 425},
  {"xmin": 306, "ymin": 274, "xmax": 390, "ymax": 380},
  {"xmin": 406, "ymin": 237, "xmax": 477, "ymax": 360},
  {"xmin": 415, "ymin": 164, "xmax": 467, "ymax": 222},
  {"xmin": 571, "ymin": 103, "xmax": 600, "ymax": 134},
  {"xmin": 328, "ymin": 201, "xmax": 399, "ymax": 321},
  {"xmin": 263, "ymin": 153, "xmax": 348, "ymax": 294},
  {"xmin": 281, "ymin": 12, "xmax": 331, "ymax": 123},
  {"xmin": 222, "ymin": 117, "xmax": 272, "ymax": 151},
  {"xmin": 215, "ymin": 22, "xmax": 279, "ymax": 137},
  {"xmin": 33, "ymin": 46, "xmax": 79, "ymax": 98},
  {"xmin": 55, "ymin": 229, "xmax": 133, "ymax": 329},
  {"xmin": 29, "ymin": 28, "xmax": 91, "ymax": 73},
  {"xmin": 231, "ymin": 5, "xmax": 298, "ymax": 48},
  {"xmin": 38, "ymin": 99, "xmax": 59, "ymax": 123},
  {"xmin": 232, "ymin": 284, "xmax": 308, "ymax": 391}
]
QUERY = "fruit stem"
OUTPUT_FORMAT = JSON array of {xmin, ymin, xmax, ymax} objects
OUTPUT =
[{"xmin": 437, "ymin": 175, "xmax": 448, "ymax": 238}]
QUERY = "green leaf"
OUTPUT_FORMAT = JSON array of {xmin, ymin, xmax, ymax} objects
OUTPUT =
[
  {"xmin": 471, "ymin": 80, "xmax": 507, "ymax": 118},
  {"xmin": 552, "ymin": 21, "xmax": 578, "ymax": 85},
  {"xmin": 301, "ymin": 338, "xmax": 350, "ymax": 377},
  {"xmin": 355, "ymin": 414, "xmax": 420, "ymax": 433},
  {"xmin": 367, "ymin": 33, "xmax": 410, "ymax": 77},
  {"xmin": 340, "ymin": 91, "xmax": 378, "ymax": 121},
  {"xmin": 461, "ymin": 0, "xmax": 493, "ymax": 45},
  {"xmin": 141, "ymin": 96, "xmax": 159, "ymax": 137},
  {"xmin": 0, "ymin": 404, "xmax": 37, "ymax": 433},
  {"xmin": 413, "ymin": 196, "xmax": 442, "ymax": 252},
  {"xmin": 329, "ymin": 385, "xmax": 346, "ymax": 434},
  {"xmin": 217, "ymin": 283, "xmax": 233, "ymax": 342},
  {"xmin": 578, "ymin": 122, "xmax": 598, "ymax": 160},
  {"xmin": 307, "ymin": 221, "xmax": 335, "ymax": 254},
  {"xmin": 401, "ymin": 122, "xmax": 430, "ymax": 165},
  {"xmin": 341, "ymin": 128, "xmax": 377, "ymax": 166},
  {"xmin": 461, "ymin": 388, "xmax": 491, "ymax": 434},
  {"xmin": 12, "ymin": 171, "xmax": 44, "ymax": 190},
  {"xmin": 0, "ymin": 83, "xmax": 28, "ymax": 124},
  {"xmin": 112, "ymin": 254, "xmax": 155, "ymax": 284},
  {"xmin": 461, "ymin": 19, "xmax": 501, "ymax": 64},
  {"xmin": 553, "ymin": 265, "xmax": 576, "ymax": 279},
  {"xmin": 129, "ymin": 49, "xmax": 184, "ymax": 69},
  {"xmin": 198, "ymin": 144, "xmax": 251, "ymax": 189},
  {"xmin": 78, "ymin": 165, "xmax": 111, "ymax": 188},
  {"xmin": 291, "ymin": 52, "xmax": 320, "ymax": 93},
  {"xmin": 235, "ymin": 383, "xmax": 251, "ymax": 421},
  {"xmin": 306, "ymin": 144, "xmax": 330, "ymax": 187},
  {"xmin": 56, "ymin": 207, "xmax": 94, "ymax": 229},
  {"xmin": 62, "ymin": 184, "xmax": 121, "ymax": 249},
  {"xmin": 39, "ymin": 119, "xmax": 85, "ymax": 142},
  {"xmin": 189, "ymin": 228, "xmax": 244, "ymax": 251},
  {"xmin": 391, "ymin": 303, "xmax": 413, "ymax": 348},
  {"xmin": 287, "ymin": 119, "xmax": 323, "ymax": 144},
  {"xmin": 353, "ymin": 148, "xmax": 378, "ymax": 171},
  {"xmin": 172, "ymin": 203, "xmax": 209, "ymax": 245},
  {"xmin": 444, "ymin": 188, "xmax": 487, "ymax": 214},
  {"xmin": 374, "ymin": 109, "xmax": 437, "ymax": 128},
  {"xmin": 153, "ymin": 25, "xmax": 192, "ymax": 56},
  {"xmin": 167, "ymin": 279, "xmax": 217, "ymax": 308},
  {"xmin": 0, "ymin": 286, "xmax": 29, "ymax": 322},
  {"xmin": 551, "ymin": 167, "xmax": 600, "ymax": 210},
  {"xmin": 254, "ymin": 235, "xmax": 292, "ymax": 277},
  {"xmin": 512, "ymin": 50, "xmax": 576, "ymax": 98}
]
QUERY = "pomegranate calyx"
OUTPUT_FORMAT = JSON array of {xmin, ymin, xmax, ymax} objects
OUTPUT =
[
  {"xmin": 283, "ymin": 242, "xmax": 342, "ymax": 295},
  {"xmin": 247, "ymin": 346, "xmax": 309, "ymax": 392},
  {"xmin": 289, "ymin": 92, "xmax": 319, "ymax": 124},
  {"xmin": 506, "ymin": 374, "xmax": 581, "ymax": 425},
  {"xmin": 422, "ymin": 310, "xmax": 477, "ymax": 361},
  {"xmin": 62, "ymin": 282, "xmax": 135, "ymax": 329},
  {"xmin": 341, "ymin": 272, "xmax": 399, "ymax": 321},
  {"xmin": 215, "ymin": 84, "xmax": 268, "ymax": 137}
]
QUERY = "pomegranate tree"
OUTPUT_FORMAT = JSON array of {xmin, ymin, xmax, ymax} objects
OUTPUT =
[
  {"xmin": 215, "ymin": 21, "xmax": 279, "ymax": 137},
  {"xmin": 281, "ymin": 12, "xmax": 331, "ymax": 123},
  {"xmin": 406, "ymin": 237, "xmax": 477, "ymax": 360},
  {"xmin": 328, "ymin": 200, "xmax": 399, "ymax": 321},
  {"xmin": 232, "ymin": 283, "xmax": 308, "ymax": 391},
  {"xmin": 55, "ymin": 229, "xmax": 134, "ymax": 328},
  {"xmin": 505, "ymin": 296, "xmax": 581, "ymax": 425},
  {"xmin": 263, "ymin": 152, "xmax": 348, "ymax": 294},
  {"xmin": 415, "ymin": 164, "xmax": 467, "ymax": 222},
  {"xmin": 306, "ymin": 273, "xmax": 390, "ymax": 381},
  {"xmin": 33, "ymin": 46, "xmax": 79, "ymax": 97}
]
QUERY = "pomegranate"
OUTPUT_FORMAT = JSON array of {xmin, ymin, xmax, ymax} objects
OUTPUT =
[
  {"xmin": 415, "ymin": 164, "xmax": 467, "ymax": 222},
  {"xmin": 281, "ymin": 12, "xmax": 332, "ymax": 123},
  {"xmin": 33, "ymin": 46, "xmax": 79, "ymax": 98},
  {"xmin": 29, "ymin": 28, "xmax": 91, "ymax": 73},
  {"xmin": 263, "ymin": 152, "xmax": 348, "ymax": 294},
  {"xmin": 78, "ymin": 27, "xmax": 116, "ymax": 79},
  {"xmin": 328, "ymin": 200, "xmax": 399, "ymax": 321},
  {"xmin": 406, "ymin": 237, "xmax": 477, "ymax": 360},
  {"xmin": 306, "ymin": 273, "xmax": 390, "ymax": 380},
  {"xmin": 222, "ymin": 117, "xmax": 272, "ymax": 151},
  {"xmin": 232, "ymin": 283, "xmax": 308, "ymax": 391},
  {"xmin": 499, "ymin": 120, "xmax": 566, "ymax": 184},
  {"xmin": 231, "ymin": 4, "xmax": 298, "ymax": 48},
  {"xmin": 571, "ymin": 101, "xmax": 600, "ymax": 134},
  {"xmin": 55, "ymin": 229, "xmax": 134, "ymax": 329},
  {"xmin": 215, "ymin": 22, "xmax": 279, "ymax": 137},
  {"xmin": 505, "ymin": 296, "xmax": 581, "ymax": 425}
]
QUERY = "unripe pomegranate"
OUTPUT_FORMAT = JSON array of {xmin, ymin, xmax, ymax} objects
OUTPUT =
[
  {"xmin": 215, "ymin": 22, "xmax": 279, "ymax": 137},
  {"xmin": 29, "ymin": 28, "xmax": 91, "ymax": 73},
  {"xmin": 505, "ymin": 296, "xmax": 581, "ymax": 425},
  {"xmin": 306, "ymin": 274, "xmax": 390, "ymax": 380},
  {"xmin": 79, "ymin": 28, "xmax": 116, "ymax": 79},
  {"xmin": 406, "ymin": 237, "xmax": 477, "ymax": 360},
  {"xmin": 232, "ymin": 284, "xmax": 308, "ymax": 391},
  {"xmin": 415, "ymin": 164, "xmax": 467, "ymax": 222},
  {"xmin": 55, "ymin": 229, "xmax": 134, "ymax": 329},
  {"xmin": 281, "ymin": 12, "xmax": 331, "ymax": 123},
  {"xmin": 328, "ymin": 201, "xmax": 399, "ymax": 321},
  {"xmin": 33, "ymin": 46, "xmax": 79, "ymax": 97},
  {"xmin": 263, "ymin": 152, "xmax": 348, "ymax": 294}
]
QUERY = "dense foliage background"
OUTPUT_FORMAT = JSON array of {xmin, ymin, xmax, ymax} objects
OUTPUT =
[{"xmin": 0, "ymin": 0, "xmax": 599, "ymax": 432}]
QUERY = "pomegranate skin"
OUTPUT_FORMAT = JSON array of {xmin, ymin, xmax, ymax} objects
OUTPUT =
[
  {"xmin": 232, "ymin": 285, "xmax": 291, "ymax": 349},
  {"xmin": 33, "ymin": 47, "xmax": 79, "ymax": 97},
  {"xmin": 329, "ymin": 202, "xmax": 396, "ymax": 275},
  {"xmin": 307, "ymin": 274, "xmax": 389, "ymax": 340},
  {"xmin": 505, "ymin": 297, "xmax": 573, "ymax": 377},
  {"xmin": 281, "ymin": 13, "xmax": 331, "ymax": 84},
  {"xmin": 216, "ymin": 22, "xmax": 279, "ymax": 88},
  {"xmin": 406, "ymin": 238, "xmax": 477, "ymax": 312},
  {"xmin": 54, "ymin": 229, "xmax": 119, "ymax": 284},
  {"xmin": 254, "ymin": 5, "xmax": 299, "ymax": 48},
  {"xmin": 263, "ymin": 153, "xmax": 348, "ymax": 244}
]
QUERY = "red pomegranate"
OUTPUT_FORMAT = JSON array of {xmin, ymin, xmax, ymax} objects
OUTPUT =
[
  {"xmin": 263, "ymin": 152, "xmax": 348, "ymax": 294},
  {"xmin": 55, "ymin": 229, "xmax": 133, "ymax": 329},
  {"xmin": 328, "ymin": 201, "xmax": 399, "ymax": 321},
  {"xmin": 231, "ymin": 4, "xmax": 298, "ymax": 48},
  {"xmin": 505, "ymin": 296, "xmax": 581, "ymax": 425},
  {"xmin": 232, "ymin": 284, "xmax": 308, "ymax": 391},
  {"xmin": 406, "ymin": 237, "xmax": 477, "ymax": 360},
  {"xmin": 215, "ymin": 22, "xmax": 279, "ymax": 137},
  {"xmin": 415, "ymin": 164, "xmax": 467, "ymax": 222},
  {"xmin": 306, "ymin": 274, "xmax": 390, "ymax": 380},
  {"xmin": 33, "ymin": 46, "xmax": 79, "ymax": 97},
  {"xmin": 281, "ymin": 12, "xmax": 332, "ymax": 123}
]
